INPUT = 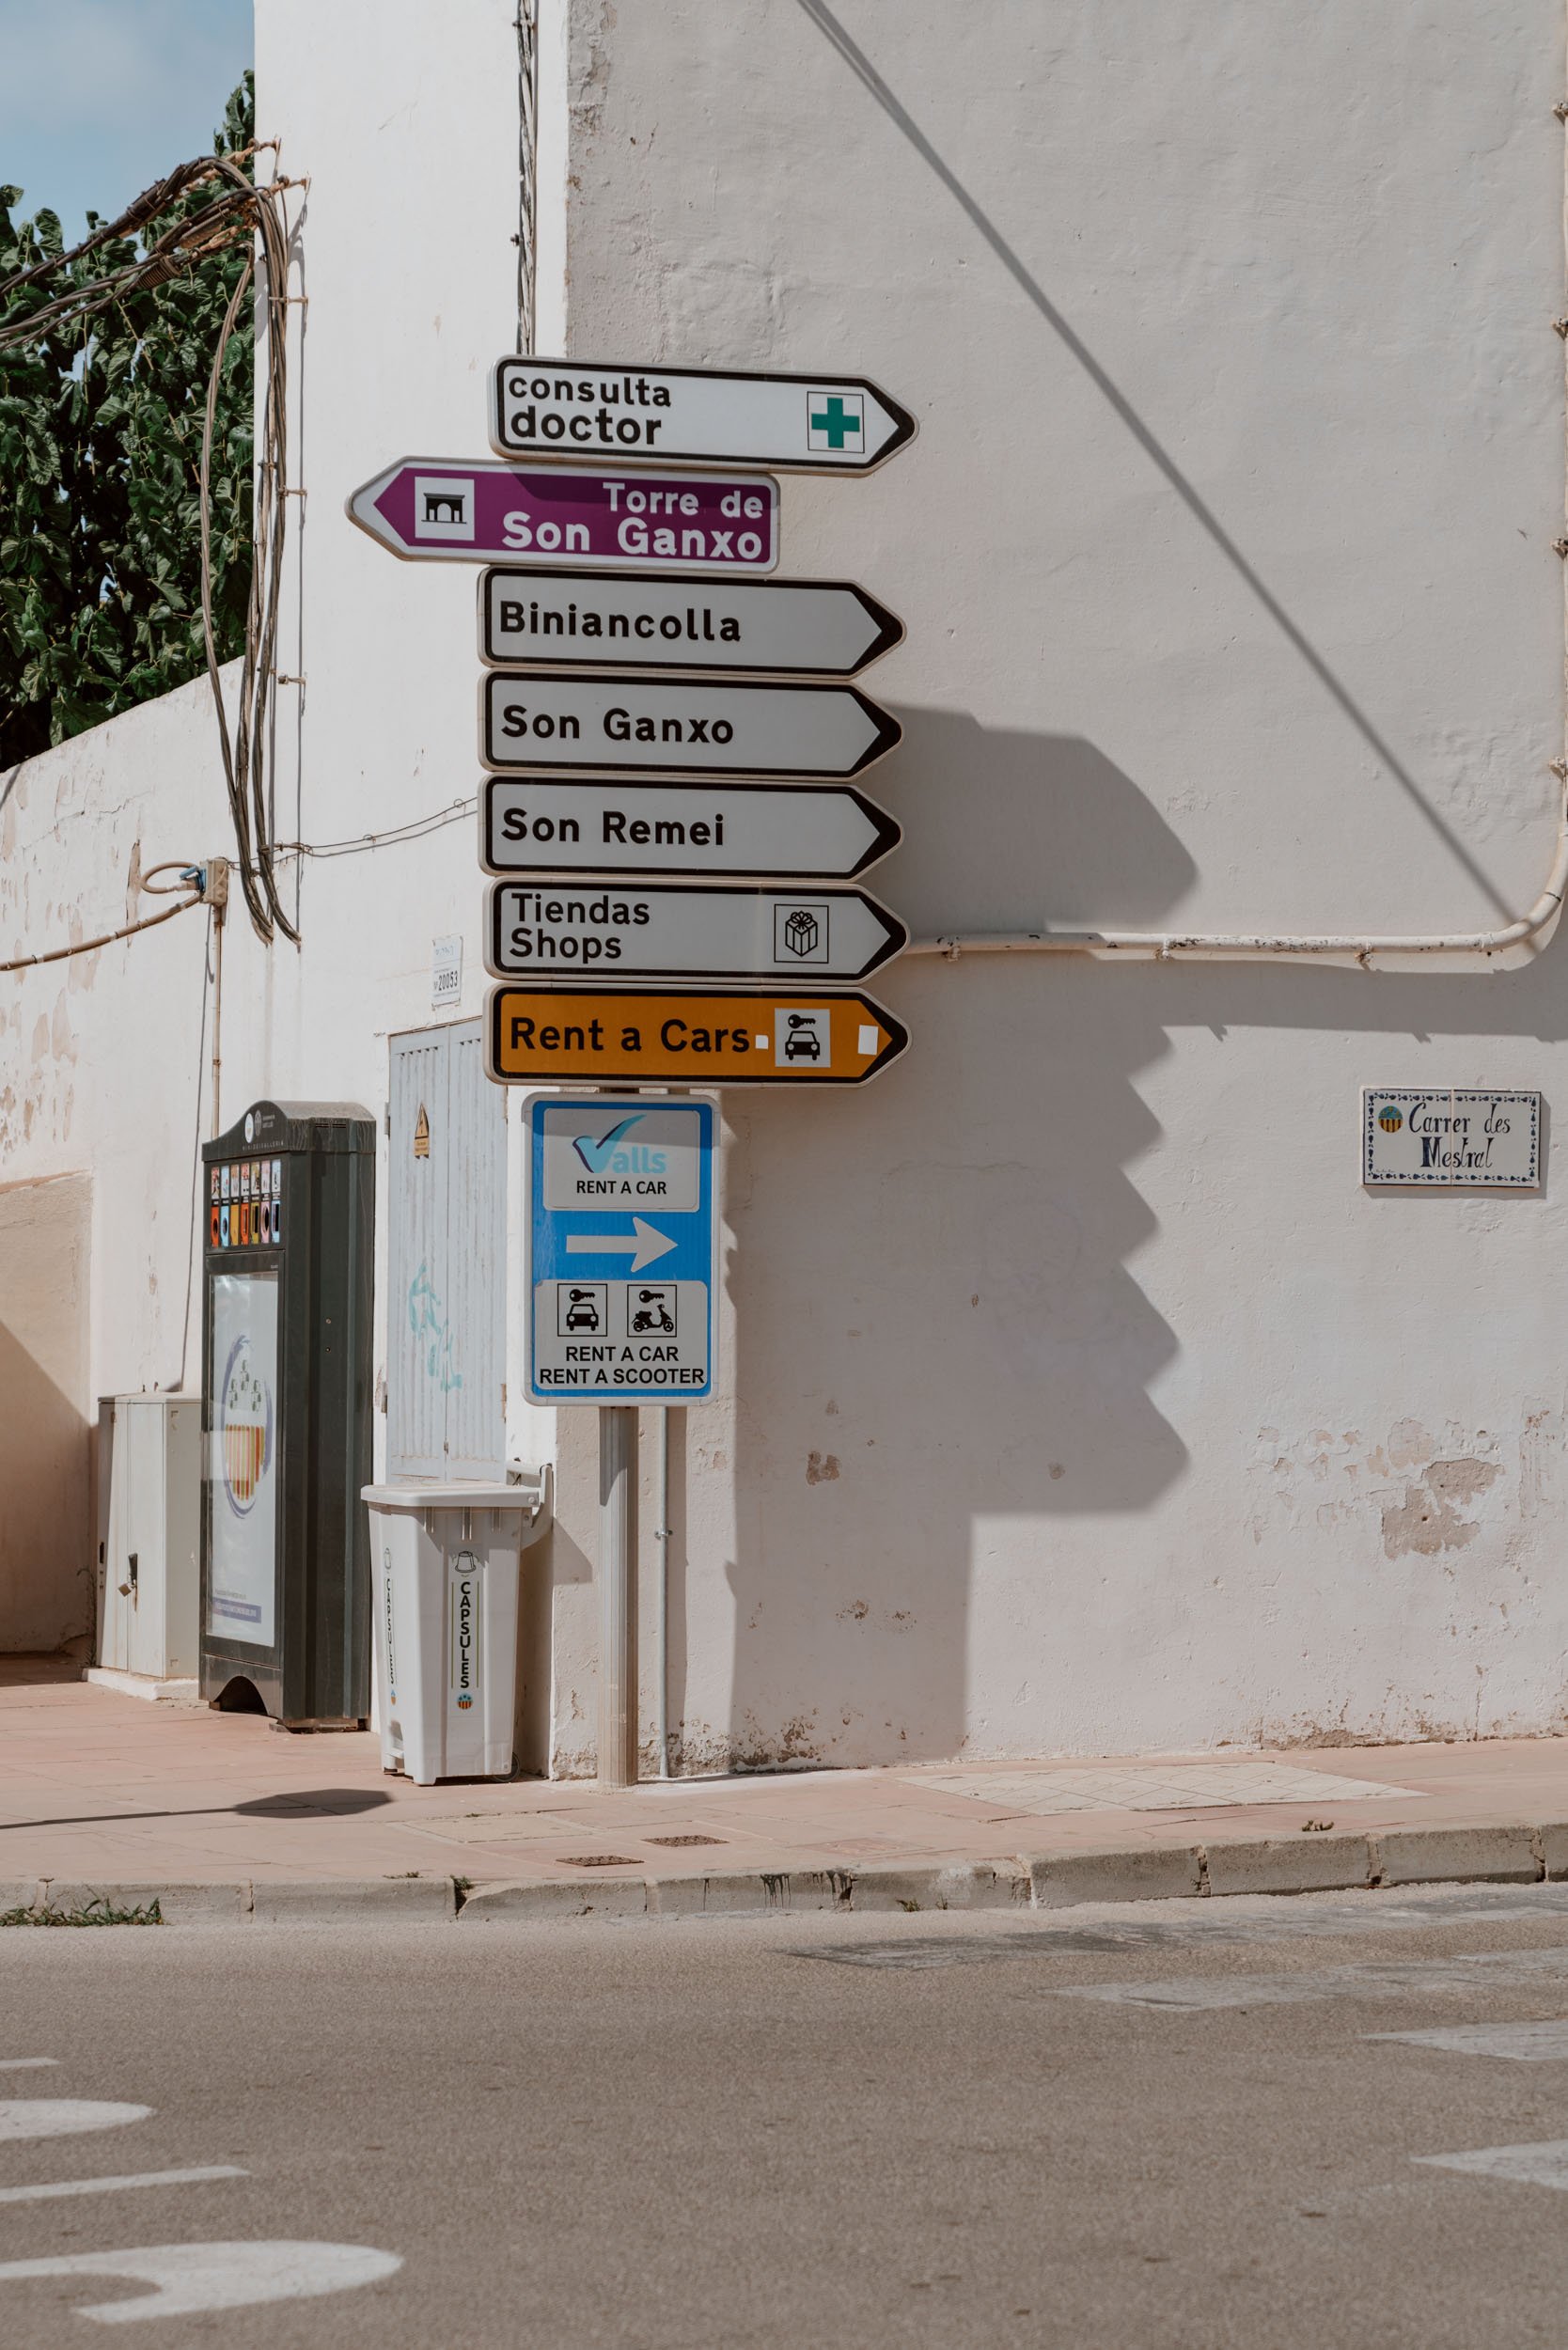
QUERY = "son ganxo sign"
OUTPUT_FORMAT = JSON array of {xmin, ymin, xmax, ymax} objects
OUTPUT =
[
  {"xmin": 1361, "ymin": 1089, "xmax": 1541, "ymax": 1188},
  {"xmin": 480, "ymin": 672, "xmax": 900, "ymax": 780}
]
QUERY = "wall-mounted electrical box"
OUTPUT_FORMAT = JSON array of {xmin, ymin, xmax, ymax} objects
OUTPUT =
[{"xmin": 92, "ymin": 1394, "xmax": 201, "ymax": 1690}]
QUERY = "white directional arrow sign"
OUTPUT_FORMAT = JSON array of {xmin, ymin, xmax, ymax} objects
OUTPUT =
[
  {"xmin": 490, "ymin": 358, "xmax": 917, "ymax": 475},
  {"xmin": 566, "ymin": 1217, "xmax": 677, "ymax": 1273},
  {"xmin": 478, "ymin": 569, "xmax": 904, "ymax": 677},
  {"xmin": 480, "ymin": 778, "xmax": 902, "ymax": 879},
  {"xmin": 481, "ymin": 673, "xmax": 900, "ymax": 779},
  {"xmin": 487, "ymin": 880, "xmax": 907, "ymax": 984}
]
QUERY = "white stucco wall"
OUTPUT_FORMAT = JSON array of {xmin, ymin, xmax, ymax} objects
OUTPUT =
[
  {"xmin": 552, "ymin": 0, "xmax": 1568, "ymax": 1766},
  {"xmin": 1, "ymin": 672, "xmax": 242, "ymax": 1402},
  {"xmin": 5, "ymin": 1, "xmax": 1568, "ymax": 1769}
]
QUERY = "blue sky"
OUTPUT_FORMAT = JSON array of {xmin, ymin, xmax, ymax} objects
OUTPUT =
[{"xmin": 0, "ymin": 0, "xmax": 253, "ymax": 241}]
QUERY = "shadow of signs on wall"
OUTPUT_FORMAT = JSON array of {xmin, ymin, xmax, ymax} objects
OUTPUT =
[{"xmin": 704, "ymin": 713, "xmax": 1196, "ymax": 1772}]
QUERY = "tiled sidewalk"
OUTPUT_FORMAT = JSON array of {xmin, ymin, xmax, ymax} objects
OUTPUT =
[{"xmin": 2, "ymin": 1661, "xmax": 1565, "ymax": 1891}]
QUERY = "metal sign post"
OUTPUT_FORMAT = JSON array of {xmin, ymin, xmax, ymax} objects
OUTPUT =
[
  {"xmin": 525, "ymin": 1091, "xmax": 717, "ymax": 1788},
  {"xmin": 356, "ymin": 352, "xmax": 917, "ymax": 1794},
  {"xmin": 598, "ymin": 1403, "xmax": 637, "ymax": 1789}
]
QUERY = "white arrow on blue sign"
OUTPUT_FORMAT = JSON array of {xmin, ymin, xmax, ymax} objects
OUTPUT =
[
  {"xmin": 526, "ymin": 1095, "xmax": 717, "ymax": 1405},
  {"xmin": 566, "ymin": 1216, "xmax": 677, "ymax": 1273}
]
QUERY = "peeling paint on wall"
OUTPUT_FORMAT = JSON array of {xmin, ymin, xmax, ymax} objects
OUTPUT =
[
  {"xmin": 1381, "ymin": 1458, "xmax": 1502, "ymax": 1559},
  {"xmin": 1249, "ymin": 1419, "xmax": 1535, "ymax": 1560}
]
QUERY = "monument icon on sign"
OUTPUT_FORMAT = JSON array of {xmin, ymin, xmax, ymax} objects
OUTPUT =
[{"xmin": 412, "ymin": 476, "xmax": 476, "ymax": 542}]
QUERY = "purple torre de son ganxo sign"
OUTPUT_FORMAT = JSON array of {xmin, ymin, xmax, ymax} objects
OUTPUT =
[{"xmin": 345, "ymin": 457, "xmax": 779, "ymax": 572}]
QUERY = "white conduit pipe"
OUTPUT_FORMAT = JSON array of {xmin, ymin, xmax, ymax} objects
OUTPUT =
[{"xmin": 904, "ymin": 783, "xmax": 1568, "ymax": 967}]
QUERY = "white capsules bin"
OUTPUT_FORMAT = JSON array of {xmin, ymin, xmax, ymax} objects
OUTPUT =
[{"xmin": 363, "ymin": 1478, "xmax": 549, "ymax": 1784}]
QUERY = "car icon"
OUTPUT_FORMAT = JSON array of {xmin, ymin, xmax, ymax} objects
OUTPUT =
[
  {"xmin": 783, "ymin": 1013, "xmax": 823, "ymax": 1063},
  {"xmin": 563, "ymin": 1289, "xmax": 601, "ymax": 1331}
]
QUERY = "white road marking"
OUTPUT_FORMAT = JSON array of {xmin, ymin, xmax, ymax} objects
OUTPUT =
[
  {"xmin": 1370, "ymin": 2019, "xmax": 1568, "ymax": 2061},
  {"xmin": 0, "ymin": 2058, "xmax": 58, "ymax": 2071},
  {"xmin": 1052, "ymin": 1948, "xmax": 1568, "ymax": 2012},
  {"xmin": 0, "ymin": 2100, "xmax": 151, "ymax": 2140},
  {"xmin": 0, "ymin": 2165, "xmax": 247, "ymax": 2205},
  {"xmin": 1414, "ymin": 2139, "xmax": 1568, "ymax": 2190},
  {"xmin": 0, "ymin": 2241, "xmax": 402, "ymax": 2323}
]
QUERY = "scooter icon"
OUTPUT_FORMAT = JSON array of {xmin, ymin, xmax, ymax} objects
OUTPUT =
[{"xmin": 630, "ymin": 1288, "xmax": 675, "ymax": 1335}]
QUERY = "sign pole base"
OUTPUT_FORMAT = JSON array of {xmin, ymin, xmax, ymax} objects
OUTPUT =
[{"xmin": 597, "ymin": 1403, "xmax": 638, "ymax": 1790}]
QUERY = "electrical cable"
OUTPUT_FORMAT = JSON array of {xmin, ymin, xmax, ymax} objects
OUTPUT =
[
  {"xmin": 198, "ymin": 152, "xmax": 299, "ymax": 948},
  {"xmin": 273, "ymin": 796, "xmax": 478, "ymax": 862},
  {"xmin": 0, "ymin": 890, "xmax": 203, "ymax": 973},
  {"xmin": 170, "ymin": 906, "xmax": 214, "ymax": 1394},
  {"xmin": 515, "ymin": 4, "xmax": 538, "ymax": 354}
]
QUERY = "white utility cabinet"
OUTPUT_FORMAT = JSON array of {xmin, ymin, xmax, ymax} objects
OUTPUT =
[
  {"xmin": 94, "ymin": 1394, "xmax": 201, "ymax": 1688},
  {"xmin": 363, "ymin": 1475, "xmax": 550, "ymax": 1783}
]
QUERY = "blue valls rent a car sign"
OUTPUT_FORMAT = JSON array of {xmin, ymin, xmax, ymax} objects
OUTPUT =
[{"xmin": 525, "ymin": 1093, "xmax": 717, "ymax": 1404}]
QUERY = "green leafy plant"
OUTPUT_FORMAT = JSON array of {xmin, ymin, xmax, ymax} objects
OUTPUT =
[
  {"xmin": 0, "ymin": 74, "xmax": 255, "ymax": 767},
  {"xmin": 0, "ymin": 1894, "xmax": 164, "ymax": 1927}
]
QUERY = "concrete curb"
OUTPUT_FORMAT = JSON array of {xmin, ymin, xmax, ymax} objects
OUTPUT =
[
  {"xmin": 4, "ymin": 1824, "xmax": 1564, "ymax": 1925},
  {"xmin": 251, "ymin": 1877, "xmax": 457, "ymax": 1925},
  {"xmin": 1029, "ymin": 1845, "xmax": 1202, "ymax": 1908},
  {"xmin": 0, "ymin": 1876, "xmax": 455, "ymax": 1925}
]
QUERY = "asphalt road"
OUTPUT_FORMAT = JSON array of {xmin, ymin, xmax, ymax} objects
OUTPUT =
[{"xmin": 6, "ymin": 1884, "xmax": 1568, "ymax": 2343}]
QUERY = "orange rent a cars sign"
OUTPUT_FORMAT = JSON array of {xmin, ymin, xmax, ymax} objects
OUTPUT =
[{"xmin": 486, "ymin": 987, "xmax": 908, "ymax": 1088}]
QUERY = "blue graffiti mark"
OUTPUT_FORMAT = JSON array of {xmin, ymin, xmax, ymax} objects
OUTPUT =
[{"xmin": 408, "ymin": 1262, "xmax": 464, "ymax": 1392}]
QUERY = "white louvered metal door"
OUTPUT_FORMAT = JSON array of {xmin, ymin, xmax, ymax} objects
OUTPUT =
[
  {"xmin": 446, "ymin": 1024, "xmax": 508, "ymax": 1477},
  {"xmin": 387, "ymin": 1022, "xmax": 507, "ymax": 1480}
]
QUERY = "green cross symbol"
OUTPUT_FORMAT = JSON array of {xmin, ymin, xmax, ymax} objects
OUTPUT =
[{"xmin": 810, "ymin": 394, "xmax": 862, "ymax": 448}]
